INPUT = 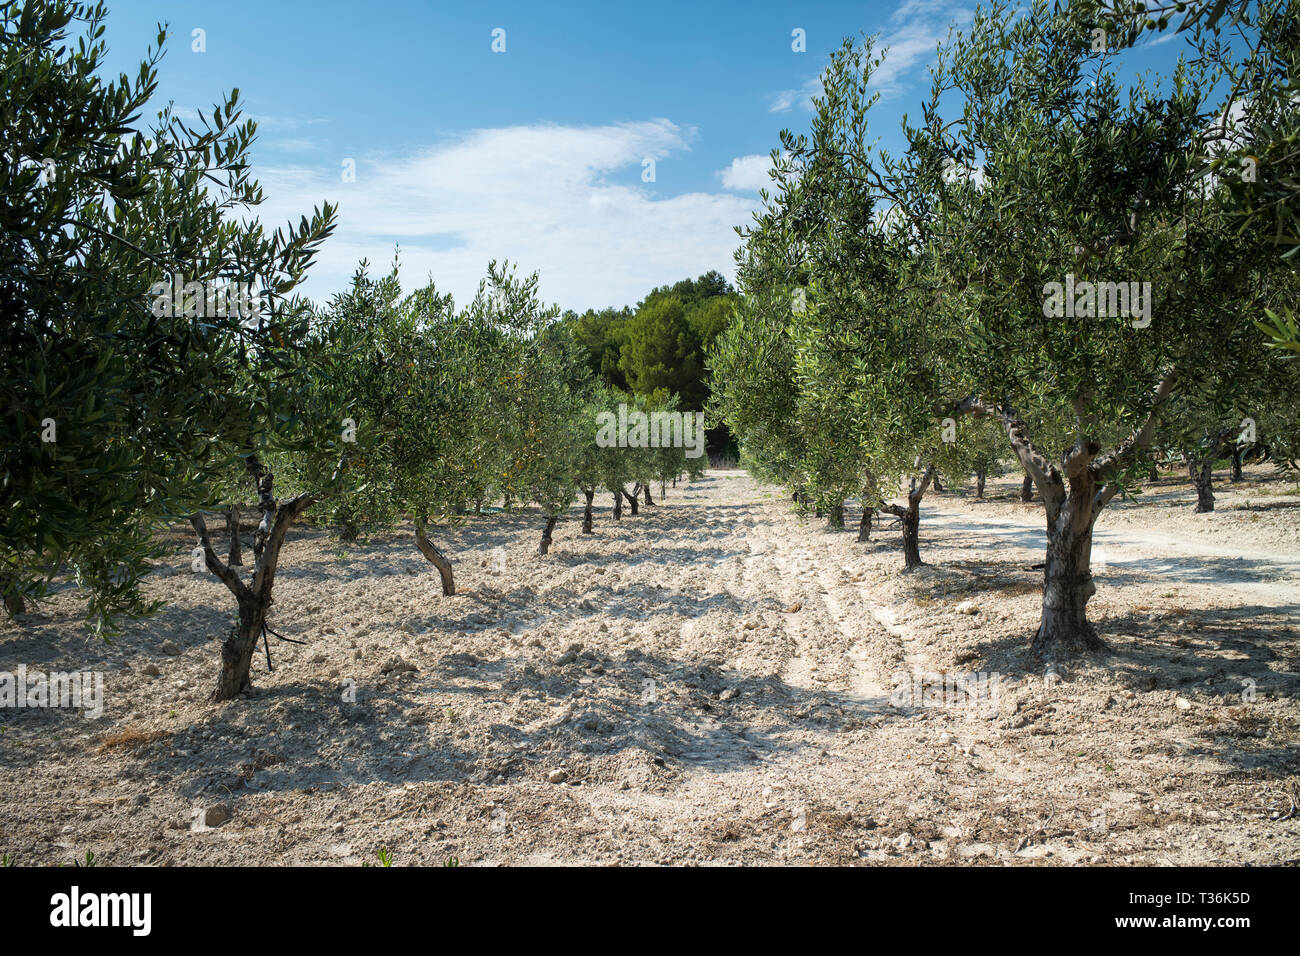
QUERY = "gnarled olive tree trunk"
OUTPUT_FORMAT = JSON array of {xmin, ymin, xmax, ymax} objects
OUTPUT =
[
  {"xmin": 192, "ymin": 457, "xmax": 313, "ymax": 702},
  {"xmin": 975, "ymin": 469, "xmax": 986, "ymax": 499},
  {"xmin": 612, "ymin": 490, "xmax": 623, "ymax": 520},
  {"xmin": 642, "ymin": 483, "xmax": 654, "ymax": 506},
  {"xmin": 881, "ymin": 466, "xmax": 934, "ymax": 572},
  {"xmin": 829, "ymin": 501, "xmax": 845, "ymax": 528},
  {"xmin": 582, "ymin": 489, "xmax": 595, "ymax": 533},
  {"xmin": 1231, "ymin": 446, "xmax": 1244, "ymax": 482},
  {"xmin": 539, "ymin": 516, "xmax": 558, "ymax": 555},
  {"xmin": 623, "ymin": 485, "xmax": 640, "ymax": 515},
  {"xmin": 1185, "ymin": 454, "xmax": 1216, "ymax": 513},
  {"xmin": 413, "ymin": 514, "xmax": 455, "ymax": 595},
  {"xmin": 954, "ymin": 370, "xmax": 1176, "ymax": 661},
  {"xmin": 857, "ymin": 507, "xmax": 873, "ymax": 542},
  {"xmin": 1020, "ymin": 473, "xmax": 1034, "ymax": 502}
]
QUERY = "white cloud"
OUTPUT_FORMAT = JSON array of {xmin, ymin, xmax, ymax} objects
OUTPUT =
[
  {"xmin": 247, "ymin": 120, "xmax": 761, "ymax": 311},
  {"xmin": 719, "ymin": 154, "xmax": 773, "ymax": 191},
  {"xmin": 768, "ymin": 0, "xmax": 972, "ymax": 112}
]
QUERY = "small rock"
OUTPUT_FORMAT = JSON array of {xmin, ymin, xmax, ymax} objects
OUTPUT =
[
  {"xmin": 955, "ymin": 601, "xmax": 979, "ymax": 615},
  {"xmin": 142, "ymin": 663, "xmax": 161, "ymax": 677},
  {"xmin": 203, "ymin": 804, "xmax": 231, "ymax": 827},
  {"xmin": 547, "ymin": 769, "xmax": 568, "ymax": 784},
  {"xmin": 1175, "ymin": 697, "xmax": 1192, "ymax": 711},
  {"xmin": 159, "ymin": 640, "xmax": 181, "ymax": 656}
]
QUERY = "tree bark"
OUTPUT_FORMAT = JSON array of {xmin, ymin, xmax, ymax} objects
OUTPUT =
[
  {"xmin": 226, "ymin": 507, "xmax": 242, "ymax": 566},
  {"xmin": 1, "ymin": 576, "xmax": 24, "ymax": 617},
  {"xmin": 612, "ymin": 491, "xmax": 623, "ymax": 521},
  {"xmin": 932, "ymin": 473, "xmax": 945, "ymax": 493},
  {"xmin": 950, "ymin": 369, "xmax": 1177, "ymax": 662},
  {"xmin": 881, "ymin": 466, "xmax": 934, "ymax": 572},
  {"xmin": 1231, "ymin": 447, "xmax": 1243, "ymax": 482},
  {"xmin": 1033, "ymin": 480, "xmax": 1106, "ymax": 660},
  {"xmin": 975, "ymin": 469, "xmax": 986, "ymax": 499},
  {"xmin": 1020, "ymin": 473, "xmax": 1034, "ymax": 502},
  {"xmin": 582, "ymin": 489, "xmax": 595, "ymax": 533},
  {"xmin": 623, "ymin": 485, "xmax": 639, "ymax": 515},
  {"xmin": 193, "ymin": 457, "xmax": 313, "ymax": 702},
  {"xmin": 829, "ymin": 501, "xmax": 845, "ymax": 528},
  {"xmin": 1186, "ymin": 456, "xmax": 1215, "ymax": 513},
  {"xmin": 643, "ymin": 483, "xmax": 654, "ymax": 506},
  {"xmin": 413, "ymin": 515, "xmax": 456, "ymax": 595},
  {"xmin": 857, "ymin": 507, "xmax": 873, "ymax": 542},
  {"xmin": 539, "ymin": 516, "xmax": 557, "ymax": 555}
]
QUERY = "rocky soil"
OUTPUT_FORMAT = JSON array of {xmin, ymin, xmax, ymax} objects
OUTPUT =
[{"xmin": 1, "ymin": 465, "xmax": 1297, "ymax": 866}]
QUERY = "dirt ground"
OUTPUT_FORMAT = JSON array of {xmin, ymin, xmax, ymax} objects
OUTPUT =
[{"xmin": 2, "ymin": 464, "xmax": 1298, "ymax": 866}]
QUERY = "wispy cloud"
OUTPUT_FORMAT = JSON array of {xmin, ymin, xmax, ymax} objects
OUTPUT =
[
  {"xmin": 768, "ymin": 0, "xmax": 972, "ymax": 112},
  {"xmin": 249, "ymin": 121, "xmax": 760, "ymax": 311}
]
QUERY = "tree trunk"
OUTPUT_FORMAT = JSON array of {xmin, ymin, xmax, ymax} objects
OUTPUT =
[
  {"xmin": 1231, "ymin": 448, "xmax": 1243, "ymax": 482},
  {"xmin": 414, "ymin": 515, "xmax": 456, "ymax": 595},
  {"xmin": 829, "ymin": 501, "xmax": 845, "ymax": 528},
  {"xmin": 612, "ymin": 491, "xmax": 623, "ymax": 521},
  {"xmin": 226, "ymin": 507, "xmax": 243, "ymax": 566},
  {"xmin": 1148, "ymin": 459, "xmax": 1159, "ymax": 482},
  {"xmin": 1187, "ymin": 457, "xmax": 1215, "ymax": 513},
  {"xmin": 1020, "ymin": 473, "xmax": 1034, "ymax": 502},
  {"xmin": 624, "ymin": 486, "xmax": 639, "ymax": 515},
  {"xmin": 932, "ymin": 473, "xmax": 945, "ymax": 493},
  {"xmin": 192, "ymin": 458, "xmax": 313, "ymax": 703},
  {"xmin": 882, "ymin": 466, "xmax": 933, "ymax": 572},
  {"xmin": 975, "ymin": 469, "xmax": 986, "ymax": 499},
  {"xmin": 539, "ymin": 516, "xmax": 557, "ymax": 555},
  {"xmin": 857, "ymin": 507, "xmax": 873, "ymax": 542},
  {"xmin": 1, "ymin": 576, "xmax": 24, "ymax": 617},
  {"xmin": 582, "ymin": 489, "xmax": 594, "ymax": 533},
  {"xmin": 1033, "ymin": 495, "xmax": 1106, "ymax": 660},
  {"xmin": 643, "ymin": 483, "xmax": 654, "ymax": 506},
  {"xmin": 212, "ymin": 594, "xmax": 267, "ymax": 702}
]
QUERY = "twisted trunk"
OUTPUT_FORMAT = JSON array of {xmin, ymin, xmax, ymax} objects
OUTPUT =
[
  {"xmin": 1, "ymin": 576, "xmax": 24, "ymax": 617},
  {"xmin": 951, "ymin": 369, "xmax": 1177, "ymax": 661},
  {"xmin": 193, "ymin": 457, "xmax": 313, "ymax": 702},
  {"xmin": 829, "ymin": 501, "xmax": 845, "ymax": 529},
  {"xmin": 881, "ymin": 467, "xmax": 934, "ymax": 572},
  {"xmin": 1020, "ymin": 473, "xmax": 1034, "ymax": 502},
  {"xmin": 623, "ymin": 485, "xmax": 640, "ymax": 515},
  {"xmin": 1186, "ymin": 455, "xmax": 1215, "ymax": 513},
  {"xmin": 582, "ymin": 489, "xmax": 595, "ymax": 533},
  {"xmin": 857, "ymin": 507, "xmax": 873, "ymax": 542},
  {"xmin": 612, "ymin": 490, "xmax": 623, "ymax": 520},
  {"xmin": 1032, "ymin": 469, "xmax": 1105, "ymax": 660},
  {"xmin": 643, "ymin": 483, "xmax": 654, "ymax": 506},
  {"xmin": 975, "ymin": 469, "xmax": 986, "ymax": 499},
  {"xmin": 413, "ymin": 514, "xmax": 455, "ymax": 595},
  {"xmin": 539, "ymin": 516, "xmax": 557, "ymax": 555},
  {"xmin": 1231, "ymin": 447, "xmax": 1243, "ymax": 482}
]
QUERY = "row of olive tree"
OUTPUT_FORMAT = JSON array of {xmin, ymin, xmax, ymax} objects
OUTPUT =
[{"xmin": 710, "ymin": 0, "xmax": 1299, "ymax": 662}]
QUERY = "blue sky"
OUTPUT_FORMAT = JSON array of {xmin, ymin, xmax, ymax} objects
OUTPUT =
[{"xmin": 98, "ymin": 0, "xmax": 1190, "ymax": 311}]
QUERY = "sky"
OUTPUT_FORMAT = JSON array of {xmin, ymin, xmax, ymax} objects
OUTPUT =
[{"xmin": 96, "ymin": 0, "xmax": 1193, "ymax": 312}]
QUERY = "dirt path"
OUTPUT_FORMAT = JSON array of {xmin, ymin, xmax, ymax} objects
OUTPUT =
[{"xmin": 1, "ymin": 470, "xmax": 1297, "ymax": 866}]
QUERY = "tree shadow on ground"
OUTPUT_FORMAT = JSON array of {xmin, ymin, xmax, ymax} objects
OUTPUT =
[{"xmin": 118, "ymin": 647, "xmax": 901, "ymax": 802}]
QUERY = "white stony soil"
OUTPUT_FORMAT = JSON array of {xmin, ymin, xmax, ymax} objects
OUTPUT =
[{"xmin": 2, "ymin": 466, "xmax": 1299, "ymax": 866}]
